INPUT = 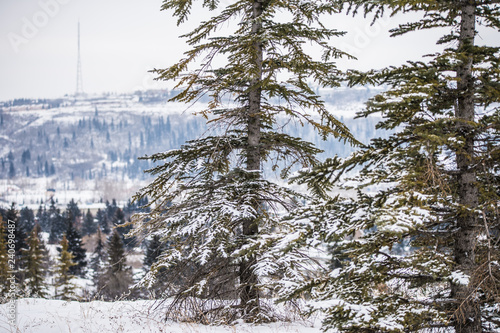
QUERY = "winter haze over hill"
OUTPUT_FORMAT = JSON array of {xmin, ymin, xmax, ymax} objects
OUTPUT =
[{"xmin": 0, "ymin": 88, "xmax": 384, "ymax": 208}]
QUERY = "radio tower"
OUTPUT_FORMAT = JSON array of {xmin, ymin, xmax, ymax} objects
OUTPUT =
[{"xmin": 75, "ymin": 21, "xmax": 84, "ymax": 97}]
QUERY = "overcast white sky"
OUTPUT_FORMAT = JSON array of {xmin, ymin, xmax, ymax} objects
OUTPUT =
[{"xmin": 1, "ymin": 0, "xmax": 498, "ymax": 101}]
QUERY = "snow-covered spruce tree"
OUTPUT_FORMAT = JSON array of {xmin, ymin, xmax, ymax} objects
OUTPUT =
[
  {"xmin": 19, "ymin": 207, "xmax": 35, "ymax": 235},
  {"xmin": 97, "ymin": 209, "xmax": 110, "ymax": 235},
  {"xmin": 274, "ymin": 1, "xmax": 500, "ymax": 332},
  {"xmin": 64, "ymin": 219, "xmax": 87, "ymax": 277},
  {"xmin": 90, "ymin": 228, "xmax": 106, "ymax": 292},
  {"xmin": 132, "ymin": 0, "xmax": 357, "ymax": 323},
  {"xmin": 82, "ymin": 209, "xmax": 96, "ymax": 236},
  {"xmin": 97, "ymin": 230, "xmax": 133, "ymax": 300},
  {"xmin": 48, "ymin": 199, "xmax": 65, "ymax": 244},
  {"xmin": 113, "ymin": 208, "xmax": 136, "ymax": 250},
  {"xmin": 144, "ymin": 235, "xmax": 168, "ymax": 270},
  {"xmin": 33, "ymin": 224, "xmax": 52, "ymax": 275},
  {"xmin": 66, "ymin": 199, "xmax": 81, "ymax": 224},
  {"xmin": 36, "ymin": 205, "xmax": 50, "ymax": 233},
  {"xmin": 22, "ymin": 226, "xmax": 48, "ymax": 298},
  {"xmin": 142, "ymin": 235, "xmax": 170, "ymax": 298},
  {"xmin": 54, "ymin": 235, "xmax": 78, "ymax": 300}
]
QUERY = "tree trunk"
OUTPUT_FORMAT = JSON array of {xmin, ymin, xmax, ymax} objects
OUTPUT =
[
  {"xmin": 452, "ymin": 2, "xmax": 482, "ymax": 332},
  {"xmin": 239, "ymin": 0, "xmax": 264, "ymax": 321}
]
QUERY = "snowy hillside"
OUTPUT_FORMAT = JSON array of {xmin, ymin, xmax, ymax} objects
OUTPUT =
[
  {"xmin": 0, "ymin": 298, "xmax": 322, "ymax": 333},
  {"xmin": 0, "ymin": 89, "xmax": 383, "ymax": 207}
]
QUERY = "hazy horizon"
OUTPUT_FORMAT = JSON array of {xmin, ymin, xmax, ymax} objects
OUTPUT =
[{"xmin": 2, "ymin": 0, "xmax": 498, "ymax": 101}]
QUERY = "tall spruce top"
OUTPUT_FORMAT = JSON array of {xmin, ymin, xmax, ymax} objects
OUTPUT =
[{"xmin": 154, "ymin": 0, "xmax": 357, "ymax": 144}]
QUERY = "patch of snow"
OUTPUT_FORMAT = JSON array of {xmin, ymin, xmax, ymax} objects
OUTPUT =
[
  {"xmin": 0, "ymin": 298, "xmax": 322, "ymax": 333},
  {"xmin": 450, "ymin": 271, "xmax": 470, "ymax": 286}
]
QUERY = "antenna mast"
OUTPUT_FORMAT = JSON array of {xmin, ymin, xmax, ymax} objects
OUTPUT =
[{"xmin": 75, "ymin": 21, "xmax": 84, "ymax": 97}]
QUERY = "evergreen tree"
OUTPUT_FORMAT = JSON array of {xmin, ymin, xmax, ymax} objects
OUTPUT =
[
  {"xmin": 8, "ymin": 161, "xmax": 15, "ymax": 179},
  {"xmin": 275, "ymin": 2, "xmax": 500, "ymax": 332},
  {"xmin": 97, "ymin": 230, "xmax": 133, "ymax": 300},
  {"xmin": 33, "ymin": 223, "xmax": 51, "ymax": 273},
  {"xmin": 132, "ymin": 0, "xmax": 357, "ymax": 322},
  {"xmin": 112, "ymin": 207, "xmax": 125, "ymax": 229},
  {"xmin": 22, "ymin": 227, "xmax": 47, "ymax": 297},
  {"xmin": 48, "ymin": 199, "xmax": 65, "ymax": 243},
  {"xmin": 143, "ymin": 235, "xmax": 167, "ymax": 270},
  {"xmin": 65, "ymin": 199, "xmax": 81, "ymax": 224},
  {"xmin": 142, "ymin": 235, "xmax": 169, "ymax": 297},
  {"xmin": 97, "ymin": 209, "xmax": 110, "ymax": 234},
  {"xmin": 113, "ymin": 208, "xmax": 135, "ymax": 250},
  {"xmin": 82, "ymin": 209, "xmax": 96, "ymax": 236},
  {"xmin": 19, "ymin": 207, "xmax": 35, "ymax": 235},
  {"xmin": 36, "ymin": 205, "xmax": 50, "ymax": 233},
  {"xmin": 54, "ymin": 235, "xmax": 77, "ymax": 300},
  {"xmin": 106, "ymin": 199, "xmax": 118, "ymax": 221},
  {"xmin": 123, "ymin": 199, "xmax": 134, "ymax": 216},
  {"xmin": 64, "ymin": 220, "xmax": 87, "ymax": 277},
  {"xmin": 90, "ymin": 228, "xmax": 106, "ymax": 288},
  {"xmin": 21, "ymin": 149, "xmax": 31, "ymax": 164}
]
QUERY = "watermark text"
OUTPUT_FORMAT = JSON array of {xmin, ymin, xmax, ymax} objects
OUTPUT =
[
  {"xmin": 7, "ymin": 0, "xmax": 73, "ymax": 53},
  {"xmin": 6, "ymin": 219, "xmax": 17, "ymax": 325}
]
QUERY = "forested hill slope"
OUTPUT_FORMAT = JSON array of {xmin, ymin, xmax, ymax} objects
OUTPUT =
[{"xmin": 0, "ymin": 88, "xmax": 384, "ymax": 198}]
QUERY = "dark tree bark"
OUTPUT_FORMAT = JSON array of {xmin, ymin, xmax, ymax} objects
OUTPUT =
[
  {"xmin": 239, "ymin": 0, "xmax": 266, "ymax": 320},
  {"xmin": 452, "ymin": 2, "xmax": 482, "ymax": 332}
]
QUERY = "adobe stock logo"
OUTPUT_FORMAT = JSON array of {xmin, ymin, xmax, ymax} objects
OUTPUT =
[
  {"xmin": 133, "ymin": 72, "xmax": 167, "ymax": 93},
  {"xmin": 7, "ymin": 0, "xmax": 73, "ymax": 54},
  {"xmin": 340, "ymin": 16, "xmax": 392, "ymax": 59}
]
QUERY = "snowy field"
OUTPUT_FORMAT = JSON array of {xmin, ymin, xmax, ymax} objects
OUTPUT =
[{"xmin": 0, "ymin": 298, "xmax": 322, "ymax": 333}]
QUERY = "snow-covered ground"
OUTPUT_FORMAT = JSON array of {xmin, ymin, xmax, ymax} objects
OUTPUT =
[
  {"xmin": 0, "ymin": 176, "xmax": 146, "ymax": 209},
  {"xmin": 0, "ymin": 298, "xmax": 322, "ymax": 333}
]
